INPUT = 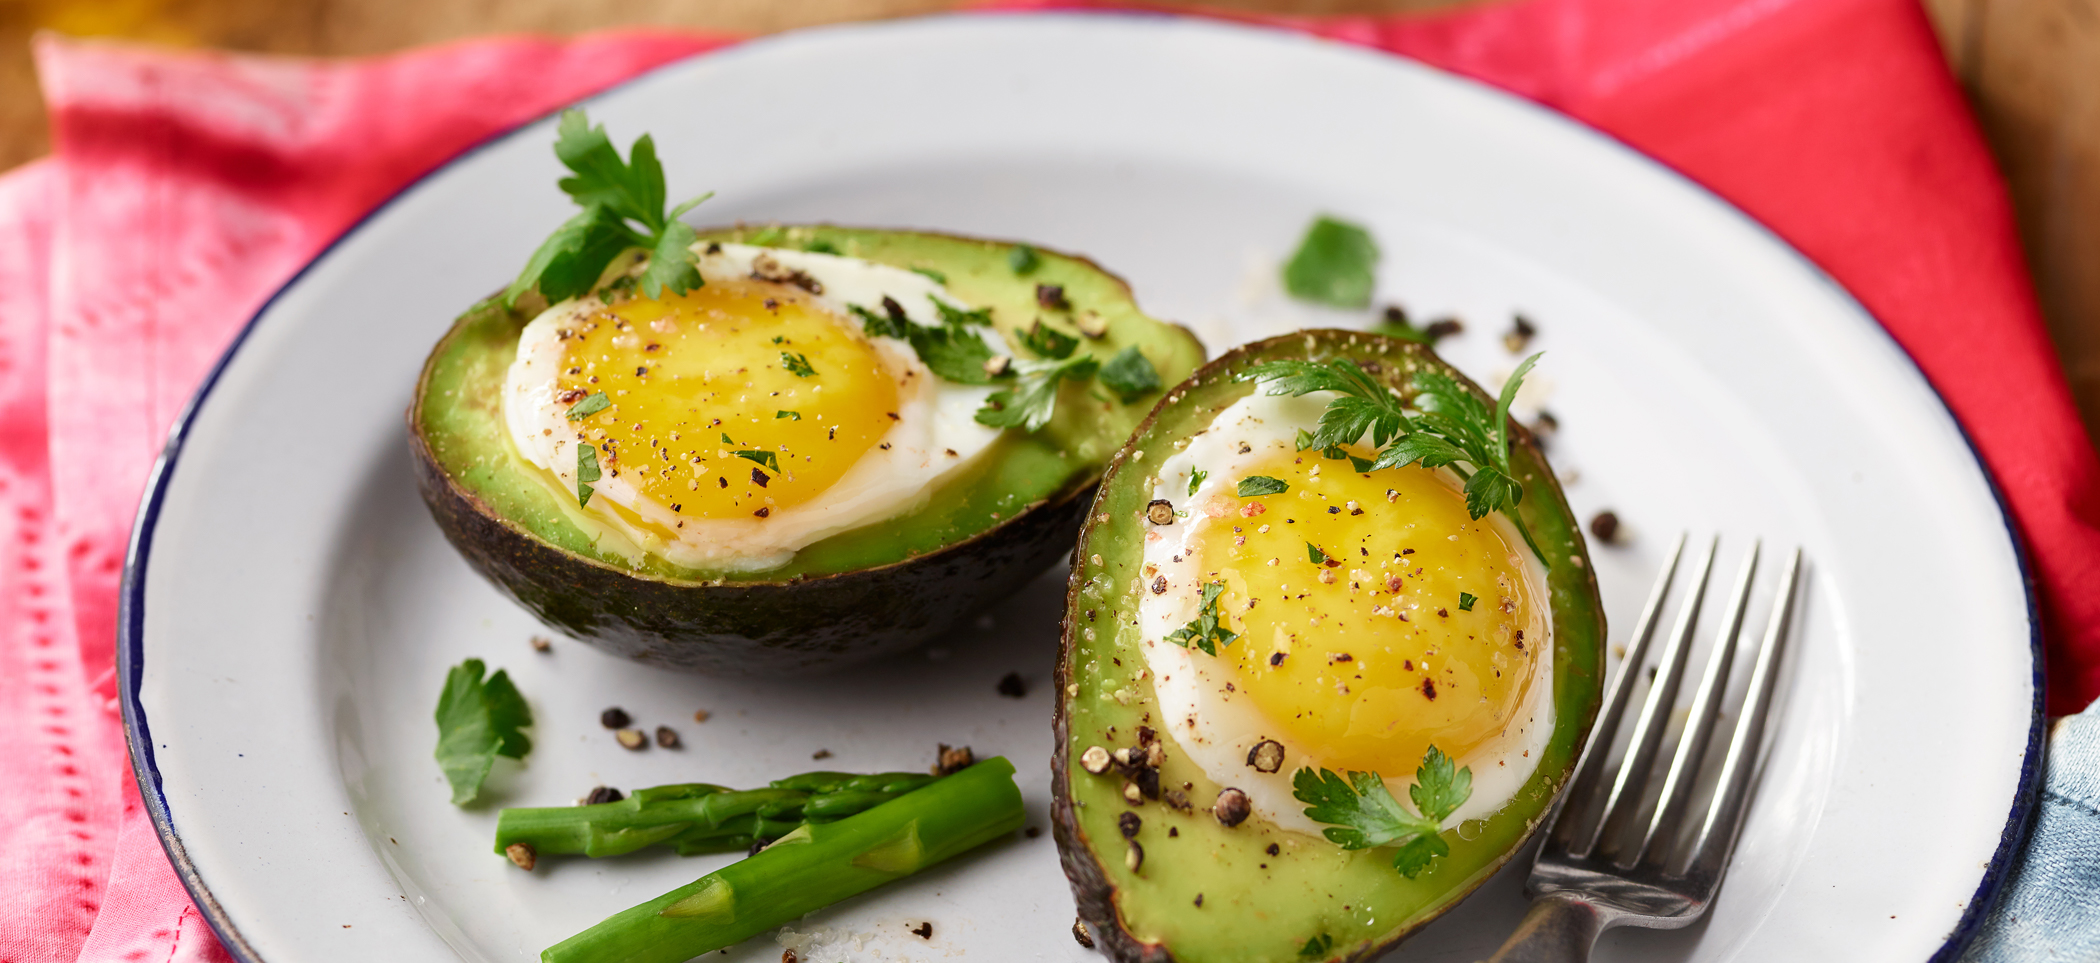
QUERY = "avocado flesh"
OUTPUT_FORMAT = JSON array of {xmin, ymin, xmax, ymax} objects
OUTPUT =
[
  {"xmin": 1051, "ymin": 331, "xmax": 1605, "ymax": 962},
  {"xmin": 410, "ymin": 227, "xmax": 1204, "ymax": 673}
]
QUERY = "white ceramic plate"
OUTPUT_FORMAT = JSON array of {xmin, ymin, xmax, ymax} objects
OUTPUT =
[{"xmin": 121, "ymin": 13, "xmax": 2040, "ymax": 963}]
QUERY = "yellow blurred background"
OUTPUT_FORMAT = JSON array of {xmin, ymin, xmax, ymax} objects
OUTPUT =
[{"xmin": 1, "ymin": 0, "xmax": 2095, "ymax": 453}]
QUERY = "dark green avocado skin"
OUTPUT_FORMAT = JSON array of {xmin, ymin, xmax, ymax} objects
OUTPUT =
[
  {"xmin": 409, "ymin": 226, "xmax": 1204, "ymax": 674},
  {"xmin": 411, "ymin": 429, "xmax": 1088, "ymax": 674},
  {"xmin": 1052, "ymin": 330, "xmax": 1606, "ymax": 963}
]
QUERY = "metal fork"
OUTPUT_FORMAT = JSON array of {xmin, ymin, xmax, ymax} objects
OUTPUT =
[{"xmin": 1483, "ymin": 534, "xmax": 1802, "ymax": 963}]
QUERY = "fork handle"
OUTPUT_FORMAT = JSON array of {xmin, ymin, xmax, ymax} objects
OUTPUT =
[{"xmin": 1481, "ymin": 894, "xmax": 1610, "ymax": 963}]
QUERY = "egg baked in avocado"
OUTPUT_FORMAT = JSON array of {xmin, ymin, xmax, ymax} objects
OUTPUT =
[
  {"xmin": 1053, "ymin": 331, "xmax": 1604, "ymax": 962},
  {"xmin": 410, "ymin": 111, "xmax": 1204, "ymax": 673}
]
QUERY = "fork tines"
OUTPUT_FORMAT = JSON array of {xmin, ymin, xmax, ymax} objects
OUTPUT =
[{"xmin": 1540, "ymin": 533, "xmax": 1802, "ymax": 901}]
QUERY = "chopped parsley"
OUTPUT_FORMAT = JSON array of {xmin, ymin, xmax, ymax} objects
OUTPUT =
[
  {"xmin": 596, "ymin": 274, "xmax": 636, "ymax": 304},
  {"xmin": 564, "ymin": 391, "xmax": 611, "ymax": 420},
  {"xmin": 1009, "ymin": 244, "xmax": 1040, "ymax": 275},
  {"xmin": 910, "ymin": 266, "xmax": 948, "ymax": 284},
  {"xmin": 1188, "ymin": 469, "xmax": 1208, "ymax": 497},
  {"xmin": 848, "ymin": 302, "xmax": 909, "ymax": 340},
  {"xmin": 1237, "ymin": 475, "xmax": 1289, "ymax": 497},
  {"xmin": 434, "ymin": 658, "xmax": 533, "ymax": 805},
  {"xmin": 974, "ymin": 355, "xmax": 1098, "ymax": 432},
  {"xmin": 1018, "ymin": 321, "xmax": 1078, "ymax": 360},
  {"xmin": 504, "ymin": 109, "xmax": 715, "ymax": 306},
  {"xmin": 576, "ymin": 445, "xmax": 601, "ymax": 507},
  {"xmin": 1307, "ymin": 542, "xmax": 1328, "ymax": 565},
  {"xmin": 1281, "ymin": 215, "xmax": 1379, "ymax": 309},
  {"xmin": 733, "ymin": 449, "xmax": 779, "ymax": 472},
  {"xmin": 1299, "ymin": 936, "xmax": 1334, "ymax": 959},
  {"xmin": 780, "ymin": 351, "xmax": 815, "ymax": 378},
  {"xmin": 804, "ymin": 239, "xmax": 840, "ymax": 255},
  {"xmin": 931, "ymin": 295, "xmax": 992, "ymax": 327},
  {"xmin": 847, "ymin": 300, "xmax": 1001, "ymax": 385},
  {"xmin": 776, "ymin": 410, "xmax": 800, "ymax": 420},
  {"xmin": 746, "ymin": 225, "xmax": 786, "ymax": 246},
  {"xmin": 1458, "ymin": 592, "xmax": 1477, "ymax": 612},
  {"xmin": 1241, "ymin": 352, "xmax": 1550, "ymax": 567},
  {"xmin": 1292, "ymin": 745, "xmax": 1473, "ymax": 878},
  {"xmin": 912, "ymin": 322, "xmax": 1001, "ymax": 385},
  {"xmin": 1164, "ymin": 581, "xmax": 1239, "ymax": 656},
  {"xmin": 1098, "ymin": 346, "xmax": 1161, "ymax": 401}
]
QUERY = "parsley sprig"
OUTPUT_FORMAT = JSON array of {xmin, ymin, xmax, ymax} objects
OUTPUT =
[
  {"xmin": 975, "ymin": 355, "xmax": 1099, "ymax": 432},
  {"xmin": 849, "ymin": 298, "xmax": 1001, "ymax": 385},
  {"xmin": 848, "ymin": 291, "xmax": 1162, "ymax": 432},
  {"xmin": 505, "ymin": 109, "xmax": 715, "ymax": 307},
  {"xmin": 1292, "ymin": 745, "xmax": 1473, "ymax": 878},
  {"xmin": 1241, "ymin": 353, "xmax": 1550, "ymax": 566},
  {"xmin": 434, "ymin": 659, "xmax": 533, "ymax": 805},
  {"xmin": 978, "ymin": 341, "xmax": 1160, "ymax": 430},
  {"xmin": 1164, "ymin": 581, "xmax": 1239, "ymax": 655}
]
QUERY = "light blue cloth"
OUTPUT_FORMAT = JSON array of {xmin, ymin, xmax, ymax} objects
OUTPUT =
[{"xmin": 1960, "ymin": 698, "xmax": 2100, "ymax": 962}]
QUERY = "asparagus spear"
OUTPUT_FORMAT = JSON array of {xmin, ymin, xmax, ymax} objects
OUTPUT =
[
  {"xmin": 542, "ymin": 756, "xmax": 1024, "ymax": 963},
  {"xmin": 496, "ymin": 770, "xmax": 941, "ymax": 858}
]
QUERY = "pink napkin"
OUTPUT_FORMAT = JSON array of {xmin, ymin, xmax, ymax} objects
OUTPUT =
[
  {"xmin": 3, "ymin": 1, "xmax": 2093, "ymax": 960},
  {"xmin": 1, "ymin": 31, "xmax": 728, "ymax": 962}
]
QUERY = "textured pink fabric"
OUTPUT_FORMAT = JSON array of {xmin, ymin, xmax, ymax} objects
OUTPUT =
[
  {"xmin": 1, "ymin": 1, "xmax": 2091, "ymax": 960},
  {"xmin": 0, "ymin": 160, "xmax": 128, "ymax": 963},
  {"xmin": 9, "ymin": 29, "xmax": 728, "ymax": 963}
]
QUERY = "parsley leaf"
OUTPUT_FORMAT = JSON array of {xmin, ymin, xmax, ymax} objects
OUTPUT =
[
  {"xmin": 1238, "ymin": 475, "xmax": 1289, "ymax": 497},
  {"xmin": 576, "ymin": 445, "xmax": 600, "ymax": 507},
  {"xmin": 1307, "ymin": 542, "xmax": 1328, "ymax": 565},
  {"xmin": 776, "ymin": 410, "xmax": 800, "ymax": 420},
  {"xmin": 1009, "ymin": 244, "xmax": 1040, "ymax": 274},
  {"xmin": 1017, "ymin": 321, "xmax": 1078, "ymax": 360},
  {"xmin": 565, "ymin": 392, "xmax": 611, "ymax": 420},
  {"xmin": 1282, "ymin": 215, "xmax": 1379, "ymax": 308},
  {"xmin": 848, "ymin": 300, "xmax": 1001, "ymax": 385},
  {"xmin": 434, "ymin": 658, "xmax": 533, "ymax": 806},
  {"xmin": 1458, "ymin": 592, "xmax": 1477, "ymax": 612},
  {"xmin": 910, "ymin": 266, "xmax": 948, "ymax": 284},
  {"xmin": 1164, "ymin": 581, "xmax": 1239, "ymax": 656},
  {"xmin": 849, "ymin": 302, "xmax": 910, "ymax": 340},
  {"xmin": 910, "ymin": 323, "xmax": 1000, "ymax": 385},
  {"xmin": 1291, "ymin": 745, "xmax": 1471, "ymax": 878},
  {"xmin": 1188, "ymin": 469, "xmax": 1208, "ymax": 497},
  {"xmin": 1242, "ymin": 353, "xmax": 1551, "ymax": 567},
  {"xmin": 1098, "ymin": 346, "xmax": 1162, "ymax": 402},
  {"xmin": 734, "ymin": 449, "xmax": 779, "ymax": 472},
  {"xmin": 804, "ymin": 239, "xmax": 840, "ymax": 255},
  {"xmin": 974, "ymin": 355, "xmax": 1098, "ymax": 432},
  {"xmin": 931, "ymin": 296, "xmax": 992, "ymax": 327},
  {"xmin": 781, "ymin": 351, "xmax": 815, "ymax": 378},
  {"xmin": 1300, "ymin": 935, "xmax": 1334, "ymax": 959},
  {"xmin": 506, "ymin": 110, "xmax": 715, "ymax": 306},
  {"xmin": 638, "ymin": 220, "xmax": 701, "ymax": 298}
]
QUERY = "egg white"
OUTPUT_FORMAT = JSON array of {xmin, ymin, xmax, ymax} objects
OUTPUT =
[
  {"xmin": 502, "ymin": 243, "xmax": 1003, "ymax": 574},
  {"xmin": 1138, "ymin": 390, "xmax": 1556, "ymax": 835}
]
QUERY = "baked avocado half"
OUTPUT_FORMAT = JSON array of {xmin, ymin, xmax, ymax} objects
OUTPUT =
[
  {"xmin": 1051, "ymin": 330, "xmax": 1604, "ymax": 961},
  {"xmin": 411, "ymin": 224, "xmax": 1204, "ymax": 674}
]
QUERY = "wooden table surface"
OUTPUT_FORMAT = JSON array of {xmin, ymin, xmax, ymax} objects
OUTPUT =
[{"xmin": 3, "ymin": 0, "xmax": 2094, "ymax": 455}]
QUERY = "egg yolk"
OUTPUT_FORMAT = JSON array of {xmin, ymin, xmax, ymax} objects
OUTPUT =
[
  {"xmin": 1191, "ymin": 451, "xmax": 1545, "ymax": 774},
  {"xmin": 553, "ymin": 278, "xmax": 900, "ymax": 521}
]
